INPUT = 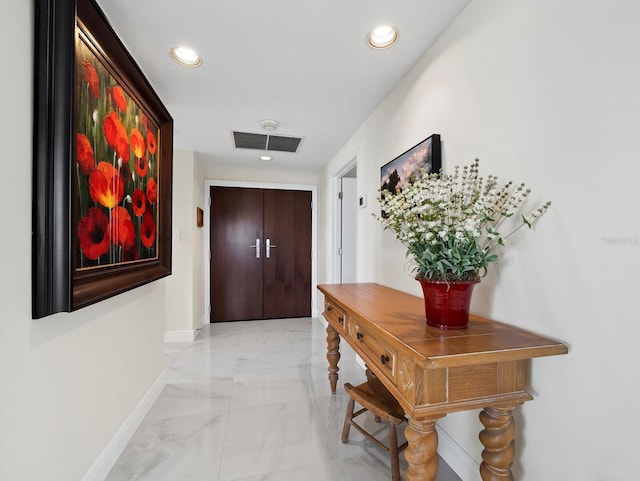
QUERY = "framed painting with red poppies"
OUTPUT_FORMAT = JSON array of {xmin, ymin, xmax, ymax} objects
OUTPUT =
[{"xmin": 32, "ymin": 0, "xmax": 173, "ymax": 318}]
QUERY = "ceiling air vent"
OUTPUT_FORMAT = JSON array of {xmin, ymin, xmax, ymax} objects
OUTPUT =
[
  {"xmin": 267, "ymin": 135, "xmax": 301, "ymax": 153},
  {"xmin": 233, "ymin": 131, "xmax": 302, "ymax": 153}
]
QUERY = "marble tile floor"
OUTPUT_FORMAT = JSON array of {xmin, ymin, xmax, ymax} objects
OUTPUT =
[{"xmin": 105, "ymin": 317, "xmax": 462, "ymax": 481}]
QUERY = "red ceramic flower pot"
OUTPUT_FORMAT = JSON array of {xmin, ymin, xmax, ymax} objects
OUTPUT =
[{"xmin": 416, "ymin": 277, "xmax": 479, "ymax": 329}]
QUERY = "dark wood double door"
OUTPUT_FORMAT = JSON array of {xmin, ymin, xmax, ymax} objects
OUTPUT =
[{"xmin": 210, "ymin": 187, "xmax": 312, "ymax": 322}]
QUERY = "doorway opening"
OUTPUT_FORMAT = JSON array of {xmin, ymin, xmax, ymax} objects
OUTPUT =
[
  {"xmin": 203, "ymin": 180, "xmax": 318, "ymax": 321},
  {"xmin": 333, "ymin": 159, "xmax": 358, "ymax": 283},
  {"xmin": 209, "ymin": 186, "xmax": 311, "ymax": 322}
]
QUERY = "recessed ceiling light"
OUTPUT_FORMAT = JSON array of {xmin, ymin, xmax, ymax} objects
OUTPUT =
[
  {"xmin": 259, "ymin": 155, "xmax": 272, "ymax": 161},
  {"xmin": 368, "ymin": 25, "xmax": 398, "ymax": 49},
  {"xmin": 170, "ymin": 47, "xmax": 202, "ymax": 67}
]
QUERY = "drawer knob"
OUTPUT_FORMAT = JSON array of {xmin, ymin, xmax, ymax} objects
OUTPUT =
[
  {"xmin": 356, "ymin": 332, "xmax": 363, "ymax": 340},
  {"xmin": 338, "ymin": 316, "xmax": 344, "ymax": 325},
  {"xmin": 380, "ymin": 354, "xmax": 390, "ymax": 365},
  {"xmin": 327, "ymin": 305, "xmax": 333, "ymax": 313}
]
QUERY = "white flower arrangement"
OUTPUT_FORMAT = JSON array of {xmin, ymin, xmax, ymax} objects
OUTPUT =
[{"xmin": 375, "ymin": 158, "xmax": 551, "ymax": 282}]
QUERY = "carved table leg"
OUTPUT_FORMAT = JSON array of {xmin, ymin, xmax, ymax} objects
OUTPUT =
[
  {"xmin": 479, "ymin": 406, "xmax": 516, "ymax": 481},
  {"xmin": 405, "ymin": 417, "xmax": 440, "ymax": 481},
  {"xmin": 326, "ymin": 324, "xmax": 341, "ymax": 394}
]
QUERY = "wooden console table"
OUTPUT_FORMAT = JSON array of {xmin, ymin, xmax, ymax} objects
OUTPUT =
[{"xmin": 318, "ymin": 283, "xmax": 567, "ymax": 481}]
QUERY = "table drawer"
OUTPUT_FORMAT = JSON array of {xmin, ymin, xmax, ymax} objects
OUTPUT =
[
  {"xmin": 353, "ymin": 322, "xmax": 397, "ymax": 383},
  {"xmin": 324, "ymin": 300, "xmax": 348, "ymax": 333}
]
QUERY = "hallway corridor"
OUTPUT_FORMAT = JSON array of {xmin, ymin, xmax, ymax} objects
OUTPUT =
[{"xmin": 105, "ymin": 317, "xmax": 462, "ymax": 481}]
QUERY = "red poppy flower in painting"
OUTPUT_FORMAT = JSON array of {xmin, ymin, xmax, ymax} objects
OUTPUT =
[
  {"xmin": 77, "ymin": 207, "xmax": 110, "ymax": 260},
  {"xmin": 132, "ymin": 188, "xmax": 146, "ymax": 216},
  {"xmin": 110, "ymin": 206, "xmax": 135, "ymax": 250},
  {"xmin": 146, "ymin": 129, "xmax": 157, "ymax": 155},
  {"xmin": 140, "ymin": 211, "xmax": 156, "ymax": 248},
  {"xmin": 110, "ymin": 86, "xmax": 127, "ymax": 111},
  {"xmin": 135, "ymin": 156, "xmax": 148, "ymax": 178},
  {"xmin": 146, "ymin": 177, "xmax": 158, "ymax": 204},
  {"xmin": 103, "ymin": 111, "xmax": 130, "ymax": 161},
  {"xmin": 130, "ymin": 128, "xmax": 145, "ymax": 159},
  {"xmin": 81, "ymin": 60, "xmax": 100, "ymax": 99},
  {"xmin": 89, "ymin": 161, "xmax": 125, "ymax": 209},
  {"xmin": 76, "ymin": 133, "xmax": 95, "ymax": 175}
]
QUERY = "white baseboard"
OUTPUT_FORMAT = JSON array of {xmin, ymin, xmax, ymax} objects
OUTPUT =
[
  {"xmin": 164, "ymin": 316, "xmax": 207, "ymax": 343},
  {"xmin": 164, "ymin": 329, "xmax": 196, "ymax": 343},
  {"xmin": 80, "ymin": 369, "xmax": 167, "ymax": 481},
  {"xmin": 436, "ymin": 424, "xmax": 481, "ymax": 481},
  {"xmin": 195, "ymin": 314, "xmax": 206, "ymax": 337}
]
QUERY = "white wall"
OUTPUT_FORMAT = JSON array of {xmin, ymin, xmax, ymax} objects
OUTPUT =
[
  {"xmin": 200, "ymin": 163, "xmax": 318, "ymax": 186},
  {"xmin": 0, "ymin": 3, "xmax": 166, "ymax": 480},
  {"xmin": 192, "ymin": 153, "xmax": 205, "ymax": 328},
  {"xmin": 319, "ymin": 0, "xmax": 640, "ymax": 479},
  {"xmin": 165, "ymin": 150, "xmax": 206, "ymax": 339}
]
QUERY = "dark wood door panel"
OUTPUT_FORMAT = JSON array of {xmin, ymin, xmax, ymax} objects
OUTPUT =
[
  {"xmin": 263, "ymin": 189, "xmax": 312, "ymax": 318},
  {"xmin": 210, "ymin": 187, "xmax": 263, "ymax": 321}
]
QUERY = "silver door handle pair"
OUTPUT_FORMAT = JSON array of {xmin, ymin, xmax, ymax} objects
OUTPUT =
[{"xmin": 249, "ymin": 238, "xmax": 276, "ymax": 258}]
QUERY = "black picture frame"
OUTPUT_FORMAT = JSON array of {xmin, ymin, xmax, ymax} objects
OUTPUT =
[
  {"xmin": 33, "ymin": 0, "xmax": 173, "ymax": 318},
  {"xmin": 380, "ymin": 134, "xmax": 441, "ymax": 195}
]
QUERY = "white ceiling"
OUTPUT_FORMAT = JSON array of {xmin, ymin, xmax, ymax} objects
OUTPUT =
[{"xmin": 97, "ymin": 0, "xmax": 470, "ymax": 174}]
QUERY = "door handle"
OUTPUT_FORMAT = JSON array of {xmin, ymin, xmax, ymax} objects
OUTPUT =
[
  {"xmin": 250, "ymin": 238, "xmax": 260, "ymax": 258},
  {"xmin": 266, "ymin": 238, "xmax": 276, "ymax": 258}
]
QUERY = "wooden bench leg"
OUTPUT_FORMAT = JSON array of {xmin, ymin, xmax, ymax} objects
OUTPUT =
[
  {"xmin": 390, "ymin": 423, "xmax": 401, "ymax": 481},
  {"xmin": 341, "ymin": 397, "xmax": 355, "ymax": 443}
]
